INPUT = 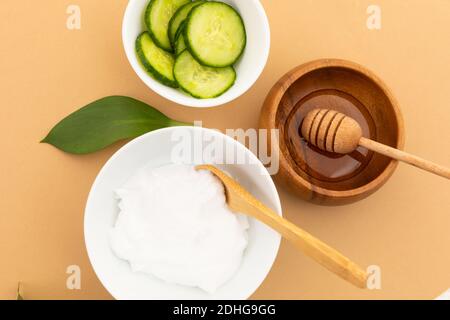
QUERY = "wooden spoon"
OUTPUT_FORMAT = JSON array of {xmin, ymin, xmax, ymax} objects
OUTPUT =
[
  {"xmin": 301, "ymin": 108, "xmax": 450, "ymax": 179},
  {"xmin": 196, "ymin": 164, "xmax": 368, "ymax": 288}
]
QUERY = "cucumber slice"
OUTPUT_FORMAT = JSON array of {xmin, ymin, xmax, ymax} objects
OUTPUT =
[
  {"xmin": 174, "ymin": 20, "xmax": 187, "ymax": 44},
  {"xmin": 145, "ymin": 0, "xmax": 190, "ymax": 52},
  {"xmin": 185, "ymin": 2, "xmax": 246, "ymax": 67},
  {"xmin": 174, "ymin": 50, "xmax": 236, "ymax": 99},
  {"xmin": 168, "ymin": 1, "xmax": 205, "ymax": 46},
  {"xmin": 175, "ymin": 35, "xmax": 187, "ymax": 56},
  {"xmin": 136, "ymin": 32, "xmax": 178, "ymax": 88}
]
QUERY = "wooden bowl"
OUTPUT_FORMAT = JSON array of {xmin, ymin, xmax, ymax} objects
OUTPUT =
[{"xmin": 260, "ymin": 59, "xmax": 405, "ymax": 205}]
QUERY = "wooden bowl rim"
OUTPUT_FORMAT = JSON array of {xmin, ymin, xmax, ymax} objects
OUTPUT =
[{"xmin": 264, "ymin": 58, "xmax": 405, "ymax": 200}]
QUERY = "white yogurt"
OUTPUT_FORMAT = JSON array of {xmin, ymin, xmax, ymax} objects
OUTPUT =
[{"xmin": 109, "ymin": 164, "xmax": 249, "ymax": 293}]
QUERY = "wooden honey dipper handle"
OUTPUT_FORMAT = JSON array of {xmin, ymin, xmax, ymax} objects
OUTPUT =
[
  {"xmin": 302, "ymin": 109, "xmax": 450, "ymax": 180},
  {"xmin": 197, "ymin": 165, "xmax": 368, "ymax": 288},
  {"xmin": 358, "ymin": 137, "xmax": 450, "ymax": 179}
]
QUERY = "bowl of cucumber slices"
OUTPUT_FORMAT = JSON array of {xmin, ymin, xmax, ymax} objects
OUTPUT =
[{"xmin": 123, "ymin": 0, "xmax": 270, "ymax": 108}]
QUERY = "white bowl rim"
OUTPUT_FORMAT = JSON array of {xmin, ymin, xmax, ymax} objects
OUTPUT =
[
  {"xmin": 122, "ymin": 0, "xmax": 271, "ymax": 108},
  {"xmin": 84, "ymin": 126, "xmax": 282, "ymax": 300}
]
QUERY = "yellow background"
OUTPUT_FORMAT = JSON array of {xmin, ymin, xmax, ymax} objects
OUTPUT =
[{"xmin": 1, "ymin": 0, "xmax": 450, "ymax": 299}]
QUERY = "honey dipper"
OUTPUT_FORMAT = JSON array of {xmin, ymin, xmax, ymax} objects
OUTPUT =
[
  {"xmin": 301, "ymin": 109, "xmax": 450, "ymax": 179},
  {"xmin": 197, "ymin": 165, "xmax": 368, "ymax": 288}
]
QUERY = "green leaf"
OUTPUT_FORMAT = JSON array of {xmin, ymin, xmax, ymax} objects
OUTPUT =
[{"xmin": 41, "ymin": 96, "xmax": 191, "ymax": 154}]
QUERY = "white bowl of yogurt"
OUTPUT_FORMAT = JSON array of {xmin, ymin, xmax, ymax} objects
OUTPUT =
[{"xmin": 84, "ymin": 127, "xmax": 282, "ymax": 300}]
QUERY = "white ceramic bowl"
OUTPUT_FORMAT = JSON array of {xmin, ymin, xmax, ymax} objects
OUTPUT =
[
  {"xmin": 84, "ymin": 127, "xmax": 281, "ymax": 300},
  {"xmin": 122, "ymin": 0, "xmax": 271, "ymax": 108}
]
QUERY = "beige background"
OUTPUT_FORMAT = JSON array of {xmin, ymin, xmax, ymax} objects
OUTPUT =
[{"xmin": 1, "ymin": 0, "xmax": 450, "ymax": 300}]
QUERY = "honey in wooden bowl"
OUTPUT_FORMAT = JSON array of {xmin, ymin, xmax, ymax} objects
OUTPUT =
[
  {"xmin": 285, "ymin": 89, "xmax": 376, "ymax": 188},
  {"xmin": 260, "ymin": 59, "xmax": 404, "ymax": 205}
]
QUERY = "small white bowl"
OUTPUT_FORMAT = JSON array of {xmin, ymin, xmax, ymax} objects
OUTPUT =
[
  {"xmin": 122, "ymin": 0, "xmax": 271, "ymax": 108},
  {"xmin": 84, "ymin": 127, "xmax": 282, "ymax": 300}
]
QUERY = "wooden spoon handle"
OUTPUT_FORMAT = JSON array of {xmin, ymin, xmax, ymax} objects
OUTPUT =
[
  {"xmin": 359, "ymin": 137, "xmax": 450, "ymax": 179},
  {"xmin": 244, "ymin": 202, "xmax": 368, "ymax": 288}
]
